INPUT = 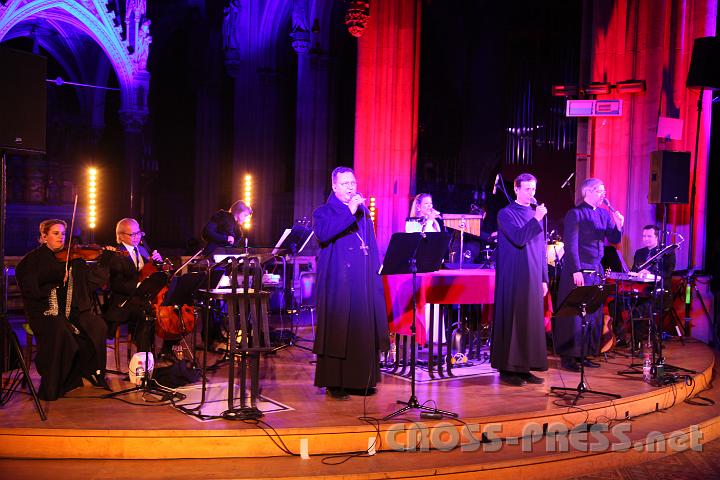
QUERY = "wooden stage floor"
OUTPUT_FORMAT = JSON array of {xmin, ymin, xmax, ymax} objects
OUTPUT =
[
  {"xmin": 2, "ymin": 324, "xmax": 720, "ymax": 479},
  {"xmin": 0, "ymin": 331, "xmax": 714, "ymax": 433}
]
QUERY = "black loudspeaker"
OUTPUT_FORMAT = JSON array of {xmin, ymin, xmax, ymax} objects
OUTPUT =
[
  {"xmin": 648, "ymin": 151, "xmax": 690, "ymax": 204},
  {"xmin": 0, "ymin": 47, "xmax": 47, "ymax": 153},
  {"xmin": 687, "ymin": 36, "xmax": 720, "ymax": 89}
]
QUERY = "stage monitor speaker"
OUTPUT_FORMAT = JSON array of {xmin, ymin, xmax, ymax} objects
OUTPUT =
[
  {"xmin": 687, "ymin": 37, "xmax": 720, "ymax": 90},
  {"xmin": 648, "ymin": 151, "xmax": 690, "ymax": 204},
  {"xmin": 0, "ymin": 47, "xmax": 47, "ymax": 154}
]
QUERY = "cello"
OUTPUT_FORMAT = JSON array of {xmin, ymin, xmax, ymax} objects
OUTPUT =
[{"xmin": 139, "ymin": 239, "xmax": 196, "ymax": 340}]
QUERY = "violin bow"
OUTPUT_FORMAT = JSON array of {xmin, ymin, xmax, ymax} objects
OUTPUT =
[{"xmin": 65, "ymin": 194, "xmax": 79, "ymax": 282}]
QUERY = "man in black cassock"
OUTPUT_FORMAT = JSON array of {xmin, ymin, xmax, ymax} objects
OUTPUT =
[
  {"xmin": 554, "ymin": 178, "xmax": 624, "ymax": 371},
  {"xmin": 312, "ymin": 167, "xmax": 390, "ymax": 400},
  {"xmin": 490, "ymin": 173, "xmax": 549, "ymax": 387}
]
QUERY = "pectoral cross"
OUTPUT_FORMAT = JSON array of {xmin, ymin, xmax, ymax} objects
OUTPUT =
[{"xmin": 355, "ymin": 232, "xmax": 369, "ymax": 256}]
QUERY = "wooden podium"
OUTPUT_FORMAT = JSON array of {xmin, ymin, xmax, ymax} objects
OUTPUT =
[{"xmin": 441, "ymin": 214, "xmax": 484, "ymax": 268}]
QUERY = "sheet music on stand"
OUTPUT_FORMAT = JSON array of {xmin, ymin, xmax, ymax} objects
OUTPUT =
[{"xmin": 272, "ymin": 225, "xmax": 314, "ymax": 255}]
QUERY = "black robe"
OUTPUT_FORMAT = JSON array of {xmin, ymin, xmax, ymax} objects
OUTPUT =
[
  {"xmin": 312, "ymin": 194, "xmax": 390, "ymax": 390},
  {"xmin": 15, "ymin": 245, "xmax": 110, "ymax": 400},
  {"xmin": 554, "ymin": 202, "xmax": 622, "ymax": 358},
  {"xmin": 490, "ymin": 202, "xmax": 549, "ymax": 373}
]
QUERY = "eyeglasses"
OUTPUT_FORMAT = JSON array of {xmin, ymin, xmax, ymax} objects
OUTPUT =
[
  {"xmin": 338, "ymin": 181, "xmax": 357, "ymax": 188},
  {"xmin": 121, "ymin": 231, "xmax": 144, "ymax": 238}
]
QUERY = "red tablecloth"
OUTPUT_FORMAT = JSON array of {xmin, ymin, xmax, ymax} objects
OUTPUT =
[{"xmin": 383, "ymin": 269, "xmax": 496, "ymax": 345}]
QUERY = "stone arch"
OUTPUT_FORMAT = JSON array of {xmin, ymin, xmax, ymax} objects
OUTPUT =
[{"xmin": 0, "ymin": 0, "xmax": 148, "ymax": 114}]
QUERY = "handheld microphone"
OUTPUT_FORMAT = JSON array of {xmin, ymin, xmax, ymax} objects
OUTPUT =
[
  {"xmin": 492, "ymin": 174, "xmax": 500, "ymax": 195},
  {"xmin": 602, "ymin": 198, "xmax": 617, "ymax": 213},
  {"xmin": 561, "ymin": 172, "xmax": 575, "ymax": 189},
  {"xmin": 430, "ymin": 209, "xmax": 442, "ymax": 217},
  {"xmin": 530, "ymin": 197, "xmax": 539, "ymax": 210}
]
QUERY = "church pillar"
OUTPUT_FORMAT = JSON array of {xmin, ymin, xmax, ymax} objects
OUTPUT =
[
  {"xmin": 292, "ymin": 2, "xmax": 336, "ymax": 222},
  {"xmin": 223, "ymin": 1, "xmax": 293, "ymax": 245},
  {"xmin": 193, "ymin": 28, "xmax": 224, "ymax": 237},
  {"xmin": 354, "ymin": 0, "xmax": 422, "ymax": 252},
  {"xmin": 118, "ymin": 106, "xmax": 147, "ymax": 220}
]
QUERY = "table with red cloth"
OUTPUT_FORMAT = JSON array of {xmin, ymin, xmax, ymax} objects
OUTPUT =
[{"xmin": 383, "ymin": 268, "xmax": 496, "ymax": 378}]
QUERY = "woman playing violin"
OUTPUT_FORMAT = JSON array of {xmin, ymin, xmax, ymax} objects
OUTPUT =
[{"xmin": 15, "ymin": 219, "xmax": 113, "ymax": 400}]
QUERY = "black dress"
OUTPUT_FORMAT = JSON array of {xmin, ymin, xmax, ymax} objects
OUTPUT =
[
  {"xmin": 312, "ymin": 194, "xmax": 390, "ymax": 390},
  {"xmin": 490, "ymin": 202, "xmax": 549, "ymax": 374},
  {"xmin": 15, "ymin": 245, "xmax": 110, "ymax": 400}
]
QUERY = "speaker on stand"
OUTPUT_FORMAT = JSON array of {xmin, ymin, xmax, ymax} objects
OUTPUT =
[{"xmin": 0, "ymin": 47, "xmax": 47, "ymax": 419}]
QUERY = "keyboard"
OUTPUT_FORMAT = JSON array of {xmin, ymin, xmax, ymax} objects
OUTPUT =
[{"xmin": 605, "ymin": 271, "xmax": 656, "ymax": 283}]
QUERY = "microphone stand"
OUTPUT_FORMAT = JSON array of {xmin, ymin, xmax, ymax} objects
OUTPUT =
[{"xmin": 636, "ymin": 244, "xmax": 696, "ymax": 378}]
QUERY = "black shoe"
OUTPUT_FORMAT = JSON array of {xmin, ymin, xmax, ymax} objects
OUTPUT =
[
  {"xmin": 499, "ymin": 372, "xmax": 527, "ymax": 387},
  {"xmin": 84, "ymin": 371, "xmax": 112, "ymax": 391},
  {"xmin": 560, "ymin": 357, "xmax": 581, "ymax": 372},
  {"xmin": 582, "ymin": 359, "xmax": 601, "ymax": 368},
  {"xmin": 518, "ymin": 372, "xmax": 544, "ymax": 384},
  {"xmin": 326, "ymin": 387, "xmax": 350, "ymax": 400},
  {"xmin": 615, "ymin": 338, "xmax": 629, "ymax": 348}
]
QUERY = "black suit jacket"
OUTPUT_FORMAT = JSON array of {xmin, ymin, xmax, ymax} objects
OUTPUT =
[{"xmin": 105, "ymin": 244, "xmax": 151, "ymax": 322}]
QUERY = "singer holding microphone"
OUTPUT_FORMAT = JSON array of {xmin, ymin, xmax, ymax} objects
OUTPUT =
[
  {"xmin": 406, "ymin": 193, "xmax": 442, "ymax": 233},
  {"xmin": 554, "ymin": 178, "xmax": 624, "ymax": 371},
  {"xmin": 490, "ymin": 173, "xmax": 549, "ymax": 386},
  {"xmin": 312, "ymin": 167, "xmax": 389, "ymax": 400}
]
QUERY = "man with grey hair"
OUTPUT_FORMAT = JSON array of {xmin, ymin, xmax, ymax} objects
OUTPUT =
[
  {"xmin": 105, "ymin": 218, "xmax": 163, "ymax": 353},
  {"xmin": 554, "ymin": 178, "xmax": 624, "ymax": 371}
]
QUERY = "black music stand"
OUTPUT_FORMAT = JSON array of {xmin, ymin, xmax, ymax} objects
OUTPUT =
[
  {"xmin": 550, "ymin": 285, "xmax": 620, "ymax": 405},
  {"xmin": 381, "ymin": 232, "xmax": 457, "ymax": 420},
  {"xmin": 270, "ymin": 222, "xmax": 314, "ymax": 353}
]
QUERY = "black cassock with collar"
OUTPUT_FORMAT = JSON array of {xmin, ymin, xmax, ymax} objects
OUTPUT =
[
  {"xmin": 554, "ymin": 202, "xmax": 622, "ymax": 358},
  {"xmin": 312, "ymin": 193, "xmax": 389, "ymax": 390}
]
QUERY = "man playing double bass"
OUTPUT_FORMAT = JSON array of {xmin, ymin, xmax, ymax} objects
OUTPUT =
[{"xmin": 105, "ymin": 218, "xmax": 163, "ymax": 354}]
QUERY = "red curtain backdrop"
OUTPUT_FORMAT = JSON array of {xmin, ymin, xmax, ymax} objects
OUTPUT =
[
  {"xmin": 354, "ymin": 0, "xmax": 422, "ymax": 253},
  {"xmin": 583, "ymin": 0, "xmax": 716, "ymax": 268}
]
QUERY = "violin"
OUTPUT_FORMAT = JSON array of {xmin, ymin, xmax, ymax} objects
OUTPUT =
[{"xmin": 54, "ymin": 244, "xmax": 129, "ymax": 262}]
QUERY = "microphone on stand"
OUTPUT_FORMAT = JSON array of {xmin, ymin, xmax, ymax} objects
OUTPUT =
[{"xmin": 561, "ymin": 172, "xmax": 575, "ymax": 189}]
